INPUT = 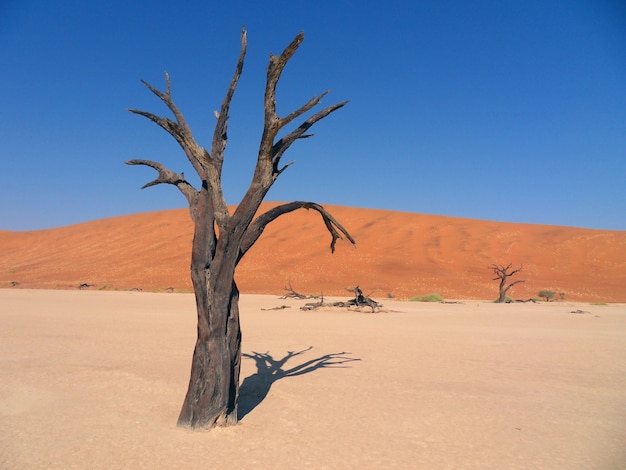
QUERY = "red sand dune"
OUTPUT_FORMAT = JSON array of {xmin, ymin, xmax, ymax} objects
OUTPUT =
[{"xmin": 1, "ymin": 203, "xmax": 624, "ymax": 302}]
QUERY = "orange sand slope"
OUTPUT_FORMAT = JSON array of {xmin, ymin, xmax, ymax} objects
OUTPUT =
[{"xmin": 1, "ymin": 203, "xmax": 624, "ymax": 301}]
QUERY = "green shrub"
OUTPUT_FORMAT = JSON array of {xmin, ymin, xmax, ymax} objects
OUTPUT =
[
  {"xmin": 538, "ymin": 290, "xmax": 556, "ymax": 302},
  {"xmin": 409, "ymin": 293, "xmax": 444, "ymax": 302}
]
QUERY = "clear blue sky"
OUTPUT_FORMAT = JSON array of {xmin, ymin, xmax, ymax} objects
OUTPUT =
[{"xmin": 2, "ymin": 0, "xmax": 625, "ymax": 231}]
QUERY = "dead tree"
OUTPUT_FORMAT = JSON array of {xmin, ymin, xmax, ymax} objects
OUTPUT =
[
  {"xmin": 490, "ymin": 263, "xmax": 524, "ymax": 303},
  {"xmin": 126, "ymin": 29, "xmax": 355, "ymax": 430}
]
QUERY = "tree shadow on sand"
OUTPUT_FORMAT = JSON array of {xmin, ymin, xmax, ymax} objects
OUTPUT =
[{"xmin": 237, "ymin": 347, "xmax": 360, "ymax": 420}]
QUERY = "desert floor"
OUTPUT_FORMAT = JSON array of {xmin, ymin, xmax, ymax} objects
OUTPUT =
[{"xmin": 1, "ymin": 289, "xmax": 625, "ymax": 469}]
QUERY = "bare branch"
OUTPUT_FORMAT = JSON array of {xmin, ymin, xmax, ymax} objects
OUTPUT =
[
  {"xmin": 271, "ymin": 100, "xmax": 348, "ymax": 171},
  {"xmin": 259, "ymin": 32, "xmax": 305, "ymax": 156},
  {"xmin": 140, "ymin": 73, "xmax": 193, "ymax": 142},
  {"xmin": 275, "ymin": 160, "xmax": 294, "ymax": 177},
  {"xmin": 265, "ymin": 32, "xmax": 305, "ymax": 117},
  {"xmin": 211, "ymin": 28, "xmax": 247, "ymax": 174},
  {"xmin": 259, "ymin": 32, "xmax": 347, "ymax": 173},
  {"xmin": 127, "ymin": 109, "xmax": 180, "ymax": 137},
  {"xmin": 129, "ymin": 74, "xmax": 209, "ymax": 178},
  {"xmin": 129, "ymin": 72, "xmax": 232, "ymax": 228},
  {"xmin": 125, "ymin": 159, "xmax": 198, "ymax": 207},
  {"xmin": 279, "ymin": 90, "xmax": 330, "ymax": 129},
  {"xmin": 490, "ymin": 263, "xmax": 521, "ymax": 278},
  {"xmin": 238, "ymin": 201, "xmax": 356, "ymax": 261}
]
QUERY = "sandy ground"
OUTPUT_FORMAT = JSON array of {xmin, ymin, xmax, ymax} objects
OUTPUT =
[{"xmin": 1, "ymin": 289, "xmax": 625, "ymax": 469}]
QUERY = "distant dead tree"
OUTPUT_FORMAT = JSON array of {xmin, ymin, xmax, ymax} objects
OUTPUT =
[
  {"xmin": 490, "ymin": 263, "xmax": 524, "ymax": 303},
  {"xmin": 126, "ymin": 29, "xmax": 355, "ymax": 430}
]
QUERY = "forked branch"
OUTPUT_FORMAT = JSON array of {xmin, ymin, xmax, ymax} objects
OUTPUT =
[
  {"xmin": 258, "ymin": 31, "xmax": 348, "ymax": 175},
  {"xmin": 271, "ymin": 99, "xmax": 348, "ymax": 171},
  {"xmin": 128, "ymin": 73, "xmax": 209, "ymax": 177},
  {"xmin": 490, "ymin": 263, "xmax": 523, "ymax": 280},
  {"xmin": 125, "ymin": 159, "xmax": 197, "ymax": 207}
]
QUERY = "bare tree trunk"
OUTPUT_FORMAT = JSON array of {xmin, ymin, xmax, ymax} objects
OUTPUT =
[
  {"xmin": 497, "ymin": 277, "xmax": 507, "ymax": 303},
  {"xmin": 177, "ymin": 284, "xmax": 241, "ymax": 428},
  {"xmin": 176, "ymin": 187, "xmax": 242, "ymax": 428}
]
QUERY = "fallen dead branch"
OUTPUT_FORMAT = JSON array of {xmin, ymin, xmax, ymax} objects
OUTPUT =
[
  {"xmin": 280, "ymin": 281, "xmax": 320, "ymax": 300},
  {"xmin": 300, "ymin": 286, "xmax": 382, "ymax": 313}
]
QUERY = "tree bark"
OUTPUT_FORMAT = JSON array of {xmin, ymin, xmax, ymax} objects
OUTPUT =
[
  {"xmin": 175, "ymin": 187, "xmax": 243, "ymax": 429},
  {"xmin": 177, "ymin": 283, "xmax": 241, "ymax": 428}
]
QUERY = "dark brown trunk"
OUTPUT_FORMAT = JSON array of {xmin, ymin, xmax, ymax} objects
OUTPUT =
[
  {"xmin": 497, "ymin": 278, "xmax": 507, "ymax": 303},
  {"xmin": 176, "ymin": 285, "xmax": 241, "ymax": 429},
  {"xmin": 176, "ymin": 191, "xmax": 242, "ymax": 429}
]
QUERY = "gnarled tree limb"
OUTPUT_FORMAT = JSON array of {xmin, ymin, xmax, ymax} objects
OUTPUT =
[
  {"xmin": 239, "ymin": 201, "xmax": 356, "ymax": 261},
  {"xmin": 127, "ymin": 73, "xmax": 233, "ymax": 227}
]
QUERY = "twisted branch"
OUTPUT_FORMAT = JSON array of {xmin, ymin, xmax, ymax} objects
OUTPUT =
[{"xmin": 239, "ymin": 201, "xmax": 356, "ymax": 262}]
